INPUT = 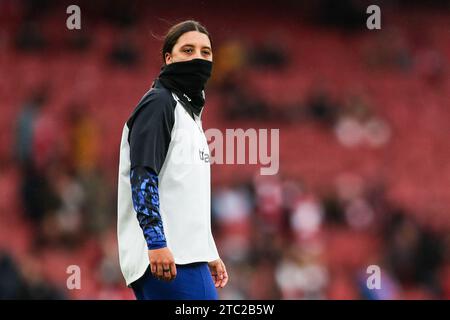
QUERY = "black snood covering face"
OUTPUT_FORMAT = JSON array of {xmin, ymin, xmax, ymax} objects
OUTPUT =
[{"xmin": 158, "ymin": 58, "xmax": 213, "ymax": 116}]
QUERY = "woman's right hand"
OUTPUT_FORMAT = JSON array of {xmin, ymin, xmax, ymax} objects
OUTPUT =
[{"xmin": 148, "ymin": 247, "xmax": 177, "ymax": 281}]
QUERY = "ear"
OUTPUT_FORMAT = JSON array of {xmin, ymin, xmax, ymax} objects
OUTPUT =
[{"xmin": 165, "ymin": 52, "xmax": 172, "ymax": 65}]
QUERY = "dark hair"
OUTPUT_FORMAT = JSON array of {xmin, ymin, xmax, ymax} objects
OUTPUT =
[{"xmin": 162, "ymin": 20, "xmax": 211, "ymax": 64}]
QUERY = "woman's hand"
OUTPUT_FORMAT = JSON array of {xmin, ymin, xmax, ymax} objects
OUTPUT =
[
  {"xmin": 208, "ymin": 259, "xmax": 229, "ymax": 288},
  {"xmin": 148, "ymin": 247, "xmax": 177, "ymax": 281}
]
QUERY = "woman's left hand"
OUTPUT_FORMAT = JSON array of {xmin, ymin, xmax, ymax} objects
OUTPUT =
[{"xmin": 208, "ymin": 259, "xmax": 229, "ymax": 288}]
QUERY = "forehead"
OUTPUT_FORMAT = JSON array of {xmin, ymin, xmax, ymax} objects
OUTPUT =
[{"xmin": 175, "ymin": 31, "xmax": 211, "ymax": 48}]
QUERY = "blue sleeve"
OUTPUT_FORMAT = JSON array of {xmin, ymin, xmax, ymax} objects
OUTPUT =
[{"xmin": 130, "ymin": 166, "xmax": 167, "ymax": 250}]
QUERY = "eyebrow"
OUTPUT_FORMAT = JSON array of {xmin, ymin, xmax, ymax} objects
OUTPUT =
[{"xmin": 181, "ymin": 44, "xmax": 212, "ymax": 51}]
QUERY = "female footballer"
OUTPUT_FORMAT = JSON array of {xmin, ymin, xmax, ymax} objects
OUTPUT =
[{"xmin": 117, "ymin": 20, "xmax": 228, "ymax": 299}]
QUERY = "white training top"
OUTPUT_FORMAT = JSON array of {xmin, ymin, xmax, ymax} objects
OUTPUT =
[{"xmin": 117, "ymin": 81, "xmax": 220, "ymax": 286}]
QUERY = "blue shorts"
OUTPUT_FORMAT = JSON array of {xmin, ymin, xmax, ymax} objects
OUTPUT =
[{"xmin": 131, "ymin": 262, "xmax": 218, "ymax": 300}]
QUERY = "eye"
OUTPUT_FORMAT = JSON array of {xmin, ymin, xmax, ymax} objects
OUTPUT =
[
  {"xmin": 202, "ymin": 50, "xmax": 211, "ymax": 56},
  {"xmin": 183, "ymin": 48, "xmax": 193, "ymax": 54}
]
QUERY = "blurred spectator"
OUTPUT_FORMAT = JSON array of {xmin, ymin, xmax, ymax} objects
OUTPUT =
[
  {"xmin": 305, "ymin": 84, "xmax": 339, "ymax": 127},
  {"xmin": 14, "ymin": 87, "xmax": 48, "ymax": 168},
  {"xmin": 109, "ymin": 29, "xmax": 140, "ymax": 68},
  {"xmin": 14, "ymin": 87, "xmax": 59, "ymax": 226},
  {"xmin": 290, "ymin": 192, "xmax": 324, "ymax": 242},
  {"xmin": 248, "ymin": 32, "xmax": 289, "ymax": 70},
  {"xmin": 32, "ymin": 109, "xmax": 61, "ymax": 172},
  {"xmin": 0, "ymin": 252, "xmax": 26, "ymax": 299},
  {"xmin": 47, "ymin": 165, "xmax": 85, "ymax": 248},
  {"xmin": 78, "ymin": 167, "xmax": 114, "ymax": 236},
  {"xmin": 14, "ymin": 86, "xmax": 66, "ymax": 239},
  {"xmin": 219, "ymin": 71, "xmax": 271, "ymax": 121},
  {"xmin": 344, "ymin": 197, "xmax": 375, "ymax": 231},
  {"xmin": 211, "ymin": 39, "xmax": 247, "ymax": 86},
  {"xmin": 15, "ymin": 21, "xmax": 47, "ymax": 52},
  {"xmin": 334, "ymin": 93, "xmax": 390, "ymax": 148},
  {"xmin": 0, "ymin": 252, "xmax": 66, "ymax": 299},
  {"xmin": 253, "ymin": 175, "xmax": 285, "ymax": 234},
  {"xmin": 275, "ymin": 248, "xmax": 328, "ymax": 299},
  {"xmin": 212, "ymin": 185, "xmax": 253, "ymax": 263},
  {"xmin": 322, "ymin": 194, "xmax": 347, "ymax": 226},
  {"xmin": 384, "ymin": 212, "xmax": 445, "ymax": 297},
  {"xmin": 20, "ymin": 161, "xmax": 60, "ymax": 230},
  {"xmin": 65, "ymin": 104, "xmax": 100, "ymax": 174}
]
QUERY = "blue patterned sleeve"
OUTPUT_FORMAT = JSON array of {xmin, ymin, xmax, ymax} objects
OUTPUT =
[{"xmin": 130, "ymin": 166, "xmax": 167, "ymax": 250}]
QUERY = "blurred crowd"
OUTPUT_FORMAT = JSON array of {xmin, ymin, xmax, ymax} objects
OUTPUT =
[
  {"xmin": 0, "ymin": 0, "xmax": 449, "ymax": 299},
  {"xmin": 211, "ymin": 173, "xmax": 450, "ymax": 299}
]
